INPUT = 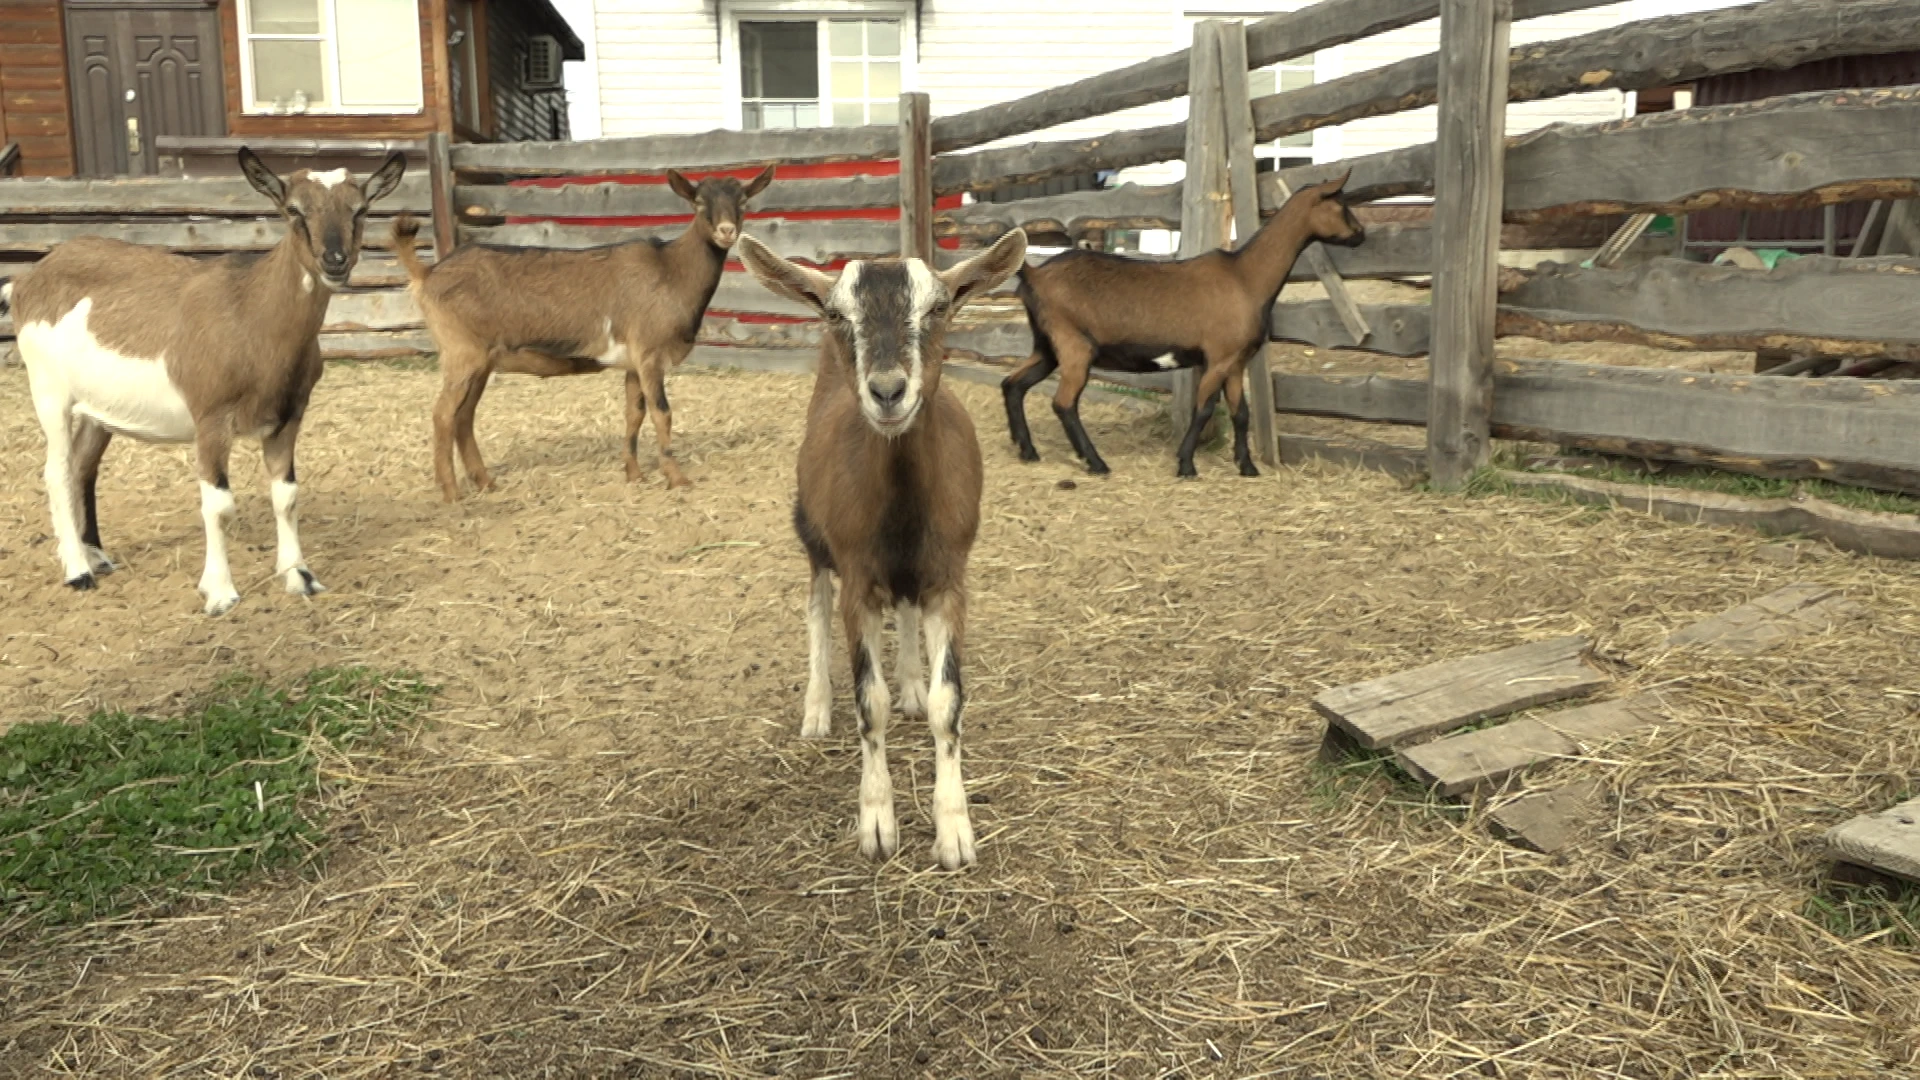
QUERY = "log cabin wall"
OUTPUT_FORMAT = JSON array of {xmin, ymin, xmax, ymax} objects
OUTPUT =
[
  {"xmin": 0, "ymin": 0, "xmax": 78, "ymax": 176},
  {"xmin": 215, "ymin": 0, "xmax": 443, "ymax": 140}
]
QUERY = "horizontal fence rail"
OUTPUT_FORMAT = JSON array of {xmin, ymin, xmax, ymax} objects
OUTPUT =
[
  {"xmin": 454, "ymin": 174, "xmax": 900, "ymax": 219},
  {"xmin": 0, "ymin": 175, "xmax": 433, "ymax": 216},
  {"xmin": 450, "ymin": 126, "xmax": 898, "ymax": 177}
]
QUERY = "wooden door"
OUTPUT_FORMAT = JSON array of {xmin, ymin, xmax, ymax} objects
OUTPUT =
[{"xmin": 65, "ymin": 2, "xmax": 226, "ymax": 177}]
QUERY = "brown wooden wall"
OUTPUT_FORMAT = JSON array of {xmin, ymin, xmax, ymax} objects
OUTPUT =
[
  {"xmin": 0, "ymin": 0, "xmax": 77, "ymax": 176},
  {"xmin": 485, "ymin": 0, "xmax": 568, "ymax": 143},
  {"xmin": 215, "ymin": 0, "xmax": 442, "ymax": 140}
]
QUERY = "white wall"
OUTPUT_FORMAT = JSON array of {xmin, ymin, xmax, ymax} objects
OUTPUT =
[{"xmin": 550, "ymin": 0, "xmax": 602, "ymax": 139}]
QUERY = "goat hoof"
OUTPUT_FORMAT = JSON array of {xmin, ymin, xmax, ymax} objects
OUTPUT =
[
  {"xmin": 896, "ymin": 681, "xmax": 928, "ymax": 718},
  {"xmin": 1176, "ymin": 465, "xmax": 1199, "ymax": 479},
  {"xmin": 1239, "ymin": 462, "xmax": 1260, "ymax": 477},
  {"xmin": 857, "ymin": 811, "xmax": 899, "ymax": 861},
  {"xmin": 1016, "ymin": 446, "xmax": 1040, "ymax": 462},
  {"xmin": 65, "ymin": 572, "xmax": 97, "ymax": 592},
  {"xmin": 1087, "ymin": 462, "xmax": 1111, "ymax": 476},
  {"xmin": 202, "ymin": 591, "xmax": 241, "ymax": 617},
  {"xmin": 286, "ymin": 568, "xmax": 327, "ymax": 596},
  {"xmin": 86, "ymin": 547, "xmax": 116, "ymax": 575}
]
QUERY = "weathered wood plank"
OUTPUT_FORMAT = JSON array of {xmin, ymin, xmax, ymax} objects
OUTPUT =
[
  {"xmin": 1171, "ymin": 21, "xmax": 1233, "ymax": 435},
  {"xmin": 900, "ymin": 93, "xmax": 934, "ymax": 264},
  {"xmin": 1489, "ymin": 779, "xmax": 1606, "ymax": 853},
  {"xmin": 0, "ymin": 217, "xmax": 431, "ymax": 254},
  {"xmin": 0, "ymin": 174, "xmax": 432, "ymax": 215},
  {"xmin": 1398, "ymin": 693, "xmax": 1665, "ymax": 797},
  {"xmin": 322, "ymin": 289, "xmax": 422, "ymax": 332},
  {"xmin": 1272, "ymin": 301, "xmax": 1429, "ymax": 356},
  {"xmin": 455, "ymin": 175, "xmax": 901, "ymax": 219},
  {"xmin": 1667, "ymin": 583, "xmax": 1867, "ymax": 656},
  {"xmin": 1222, "ymin": 21, "xmax": 1281, "ymax": 467},
  {"xmin": 1497, "ymin": 472, "xmax": 1920, "ymax": 561},
  {"xmin": 1278, "ymin": 433, "xmax": 1427, "ymax": 480},
  {"xmin": 1312, "ymin": 635, "xmax": 1605, "ymax": 751},
  {"xmin": 320, "ymin": 329, "xmax": 435, "ymax": 358},
  {"xmin": 427, "ymin": 133, "xmax": 457, "ymax": 268},
  {"xmin": 710, "ymin": 271, "xmax": 817, "ymax": 317},
  {"xmin": 451, "ymin": 126, "xmax": 897, "ymax": 177},
  {"xmin": 934, "ymin": 183, "xmax": 1181, "ymax": 243},
  {"xmin": 1274, "ymin": 360, "xmax": 1920, "ymax": 495},
  {"xmin": 1428, "ymin": 0, "xmax": 1509, "ymax": 490},
  {"xmin": 1826, "ymin": 797, "xmax": 1920, "ymax": 884},
  {"xmin": 461, "ymin": 218, "xmax": 896, "ymax": 264}
]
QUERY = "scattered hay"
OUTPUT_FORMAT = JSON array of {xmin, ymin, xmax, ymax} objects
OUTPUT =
[{"xmin": 0, "ymin": 362, "xmax": 1916, "ymax": 1077}]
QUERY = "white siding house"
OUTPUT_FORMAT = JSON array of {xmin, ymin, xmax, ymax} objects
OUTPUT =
[{"xmin": 582, "ymin": 0, "xmax": 1749, "ymax": 168}]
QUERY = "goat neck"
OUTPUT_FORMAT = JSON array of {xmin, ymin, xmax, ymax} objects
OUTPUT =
[
  {"xmin": 250, "ymin": 225, "xmax": 334, "ymax": 350},
  {"xmin": 1234, "ymin": 200, "xmax": 1319, "ymax": 302}
]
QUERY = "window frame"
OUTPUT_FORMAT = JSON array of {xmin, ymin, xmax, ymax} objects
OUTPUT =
[
  {"xmin": 237, "ymin": 0, "xmax": 426, "ymax": 117},
  {"xmin": 720, "ymin": 0, "xmax": 918, "ymax": 131}
]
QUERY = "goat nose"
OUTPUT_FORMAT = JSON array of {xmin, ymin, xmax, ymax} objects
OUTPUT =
[{"xmin": 868, "ymin": 372, "xmax": 908, "ymax": 408}]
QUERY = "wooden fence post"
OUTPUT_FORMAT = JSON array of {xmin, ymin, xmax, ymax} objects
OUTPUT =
[
  {"xmin": 1217, "ymin": 21, "xmax": 1278, "ymax": 468},
  {"xmin": 427, "ymin": 131, "xmax": 457, "ymax": 263},
  {"xmin": 899, "ymin": 92, "xmax": 934, "ymax": 262},
  {"xmin": 1427, "ymin": 0, "xmax": 1511, "ymax": 489},
  {"xmin": 1174, "ymin": 20, "xmax": 1232, "ymax": 436}
]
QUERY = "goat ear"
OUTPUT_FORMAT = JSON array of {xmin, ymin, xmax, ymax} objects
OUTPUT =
[
  {"xmin": 667, "ymin": 169, "xmax": 699, "ymax": 203},
  {"xmin": 1321, "ymin": 169, "xmax": 1353, "ymax": 197},
  {"xmin": 738, "ymin": 234, "xmax": 836, "ymax": 313},
  {"xmin": 363, "ymin": 151, "xmax": 407, "ymax": 204},
  {"xmin": 743, "ymin": 164, "xmax": 776, "ymax": 199},
  {"xmin": 938, "ymin": 228, "xmax": 1028, "ymax": 308},
  {"xmin": 238, "ymin": 147, "xmax": 287, "ymax": 205}
]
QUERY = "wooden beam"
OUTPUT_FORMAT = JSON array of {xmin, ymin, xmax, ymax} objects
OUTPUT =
[
  {"xmin": 1488, "ymin": 779, "xmax": 1606, "ymax": 853},
  {"xmin": 1278, "ymin": 433, "xmax": 1427, "ymax": 480},
  {"xmin": 1427, "ymin": 0, "xmax": 1510, "ymax": 489},
  {"xmin": 1397, "ymin": 693, "xmax": 1665, "ymax": 797},
  {"xmin": 1219, "ymin": 21, "xmax": 1279, "ymax": 469},
  {"xmin": 1273, "ymin": 359, "xmax": 1920, "ymax": 495},
  {"xmin": 427, "ymin": 132, "xmax": 458, "ymax": 261},
  {"xmin": 1826, "ymin": 796, "xmax": 1920, "ymax": 885},
  {"xmin": 934, "ymin": 183, "xmax": 1181, "ymax": 243},
  {"xmin": 455, "ymin": 175, "xmax": 900, "ymax": 219},
  {"xmin": 1272, "ymin": 301, "xmax": 1429, "ymax": 356},
  {"xmin": 463, "ymin": 218, "xmax": 897, "ymax": 264},
  {"xmin": 451, "ymin": 126, "xmax": 897, "ymax": 177},
  {"xmin": 1313, "ymin": 635, "xmax": 1605, "ymax": 751},
  {"xmin": 0, "ymin": 175, "xmax": 432, "ymax": 215},
  {"xmin": 1171, "ymin": 21, "xmax": 1232, "ymax": 436},
  {"xmin": 0, "ymin": 217, "xmax": 432, "ymax": 254},
  {"xmin": 899, "ymin": 92, "xmax": 933, "ymax": 264},
  {"xmin": 1667, "ymin": 583, "xmax": 1866, "ymax": 656}
]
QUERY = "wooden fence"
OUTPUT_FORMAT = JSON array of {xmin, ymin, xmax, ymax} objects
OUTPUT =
[{"xmin": 6, "ymin": 0, "xmax": 1920, "ymax": 494}]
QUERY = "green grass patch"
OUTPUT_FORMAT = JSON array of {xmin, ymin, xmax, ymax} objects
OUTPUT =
[
  {"xmin": 1806, "ymin": 881, "xmax": 1920, "ymax": 948},
  {"xmin": 1479, "ymin": 448, "xmax": 1920, "ymax": 517},
  {"xmin": 0, "ymin": 668, "xmax": 432, "ymax": 927}
]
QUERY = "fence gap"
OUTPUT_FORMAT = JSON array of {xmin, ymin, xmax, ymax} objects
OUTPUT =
[
  {"xmin": 898, "ymin": 92, "xmax": 934, "ymax": 263},
  {"xmin": 1173, "ymin": 19, "xmax": 1233, "ymax": 434},
  {"xmin": 1427, "ymin": 0, "xmax": 1512, "ymax": 488}
]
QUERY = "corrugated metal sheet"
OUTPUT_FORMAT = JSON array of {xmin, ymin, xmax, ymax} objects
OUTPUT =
[{"xmin": 1685, "ymin": 52, "xmax": 1920, "ymax": 254}]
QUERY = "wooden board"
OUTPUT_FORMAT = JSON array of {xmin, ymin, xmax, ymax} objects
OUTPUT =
[
  {"xmin": 1667, "ymin": 583, "xmax": 1867, "ymax": 656},
  {"xmin": 1488, "ymin": 779, "xmax": 1606, "ymax": 853},
  {"xmin": 1825, "ymin": 796, "xmax": 1920, "ymax": 884},
  {"xmin": 451, "ymin": 126, "xmax": 898, "ymax": 176},
  {"xmin": 1271, "ymin": 359, "xmax": 1920, "ymax": 496},
  {"xmin": 0, "ymin": 174, "xmax": 432, "ymax": 215},
  {"xmin": 1273, "ymin": 302, "xmax": 1429, "ymax": 356},
  {"xmin": 935, "ymin": 183, "xmax": 1181, "ymax": 243},
  {"xmin": 320, "ymin": 329, "xmax": 434, "ymax": 358},
  {"xmin": 1397, "ymin": 692, "xmax": 1665, "ymax": 797},
  {"xmin": 1277, "ymin": 433, "xmax": 1427, "ymax": 480},
  {"xmin": 322, "ymin": 289, "xmax": 422, "ymax": 333},
  {"xmin": 1498, "ymin": 472, "xmax": 1920, "ymax": 561},
  {"xmin": 454, "ymin": 174, "xmax": 901, "ymax": 219},
  {"xmin": 0, "ymin": 217, "xmax": 430, "ymax": 255},
  {"xmin": 1312, "ymin": 635, "xmax": 1605, "ymax": 751},
  {"xmin": 459, "ymin": 218, "xmax": 897, "ymax": 264}
]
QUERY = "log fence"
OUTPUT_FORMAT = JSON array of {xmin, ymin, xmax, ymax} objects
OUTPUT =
[{"xmin": 5, "ymin": 0, "xmax": 1920, "ymax": 494}]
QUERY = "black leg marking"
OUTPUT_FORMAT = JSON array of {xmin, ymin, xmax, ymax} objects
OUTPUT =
[
  {"xmin": 1052, "ymin": 401, "xmax": 1110, "ymax": 475},
  {"xmin": 66, "ymin": 572, "xmax": 97, "ymax": 591},
  {"xmin": 852, "ymin": 643, "xmax": 875, "ymax": 736},
  {"xmin": 1002, "ymin": 355, "xmax": 1056, "ymax": 462},
  {"xmin": 941, "ymin": 646, "xmax": 964, "ymax": 741},
  {"xmin": 792, "ymin": 502, "xmax": 835, "ymax": 572},
  {"xmin": 652, "ymin": 386, "xmax": 670, "ymax": 415},
  {"xmin": 1176, "ymin": 392, "xmax": 1220, "ymax": 479},
  {"xmin": 298, "ymin": 568, "xmax": 317, "ymax": 592},
  {"xmin": 1232, "ymin": 394, "xmax": 1258, "ymax": 477},
  {"xmin": 81, "ymin": 470, "xmax": 102, "ymax": 551},
  {"xmin": 285, "ymin": 461, "xmax": 297, "ymax": 485}
]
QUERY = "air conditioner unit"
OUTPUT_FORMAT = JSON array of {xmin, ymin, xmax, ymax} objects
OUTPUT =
[{"xmin": 525, "ymin": 35, "xmax": 563, "ymax": 89}]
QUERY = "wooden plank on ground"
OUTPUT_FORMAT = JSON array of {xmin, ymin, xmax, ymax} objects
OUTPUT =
[
  {"xmin": 1667, "ymin": 583, "xmax": 1866, "ymax": 656},
  {"xmin": 1278, "ymin": 433, "xmax": 1427, "ymax": 480},
  {"xmin": 1826, "ymin": 796, "xmax": 1920, "ymax": 884},
  {"xmin": 1489, "ymin": 779, "xmax": 1606, "ymax": 853},
  {"xmin": 1397, "ymin": 692, "xmax": 1665, "ymax": 797},
  {"xmin": 1312, "ymin": 635, "xmax": 1605, "ymax": 751}
]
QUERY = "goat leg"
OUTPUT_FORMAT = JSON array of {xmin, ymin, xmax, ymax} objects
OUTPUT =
[
  {"xmin": 73, "ymin": 417, "xmax": 115, "ymax": 575},
  {"xmin": 923, "ymin": 591, "xmax": 976, "ymax": 870},
  {"xmin": 847, "ymin": 595, "xmax": 897, "ymax": 860},
  {"xmin": 32, "ymin": 389, "xmax": 97, "ymax": 589},
  {"xmin": 643, "ymin": 361, "xmax": 691, "ymax": 489},
  {"xmin": 194, "ymin": 427, "xmax": 241, "ymax": 616},
  {"xmin": 622, "ymin": 370, "xmax": 647, "ymax": 482},
  {"xmin": 802, "ymin": 565, "xmax": 835, "ymax": 738},
  {"xmin": 1000, "ymin": 351, "xmax": 1056, "ymax": 462},
  {"xmin": 1051, "ymin": 362, "xmax": 1110, "ymax": 475},
  {"xmin": 1225, "ymin": 366, "xmax": 1258, "ymax": 478},
  {"xmin": 262, "ymin": 419, "xmax": 323, "ymax": 597},
  {"xmin": 895, "ymin": 599, "xmax": 927, "ymax": 717}
]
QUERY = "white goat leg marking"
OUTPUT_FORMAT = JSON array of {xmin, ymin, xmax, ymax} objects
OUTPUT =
[
  {"xmin": 272, "ymin": 479, "xmax": 324, "ymax": 596},
  {"xmin": 895, "ymin": 600, "xmax": 927, "ymax": 718},
  {"xmin": 31, "ymin": 393, "xmax": 92, "ymax": 585},
  {"xmin": 802, "ymin": 568, "xmax": 834, "ymax": 738},
  {"xmin": 198, "ymin": 482, "xmax": 241, "ymax": 616},
  {"xmin": 924, "ymin": 605, "xmax": 975, "ymax": 869},
  {"xmin": 854, "ymin": 605, "xmax": 897, "ymax": 860}
]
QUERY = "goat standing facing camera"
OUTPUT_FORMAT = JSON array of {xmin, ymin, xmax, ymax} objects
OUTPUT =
[
  {"xmin": 4, "ymin": 148, "xmax": 406, "ymax": 614},
  {"xmin": 1004, "ymin": 171, "xmax": 1365, "ymax": 477},
  {"xmin": 739, "ymin": 228, "xmax": 1029, "ymax": 870}
]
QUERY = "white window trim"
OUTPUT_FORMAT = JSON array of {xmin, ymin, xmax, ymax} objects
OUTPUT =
[
  {"xmin": 237, "ymin": 0, "xmax": 425, "ymax": 116},
  {"xmin": 1182, "ymin": 9, "xmax": 1342, "ymax": 164},
  {"xmin": 719, "ymin": 0, "xmax": 918, "ymax": 131}
]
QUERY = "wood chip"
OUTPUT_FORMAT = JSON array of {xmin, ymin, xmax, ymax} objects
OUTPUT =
[
  {"xmin": 1312, "ymin": 635, "xmax": 1606, "ymax": 750},
  {"xmin": 1667, "ymin": 583, "xmax": 1867, "ymax": 656},
  {"xmin": 1488, "ymin": 780, "xmax": 1608, "ymax": 854},
  {"xmin": 1825, "ymin": 796, "xmax": 1920, "ymax": 883},
  {"xmin": 1396, "ymin": 692, "xmax": 1666, "ymax": 797}
]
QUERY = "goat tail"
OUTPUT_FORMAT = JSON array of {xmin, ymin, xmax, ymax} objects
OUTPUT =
[{"xmin": 390, "ymin": 215, "xmax": 430, "ymax": 287}]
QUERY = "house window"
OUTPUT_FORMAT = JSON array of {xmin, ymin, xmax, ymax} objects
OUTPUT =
[
  {"xmin": 1186, "ymin": 11, "xmax": 1330, "ymax": 169},
  {"xmin": 729, "ymin": 6, "xmax": 912, "ymax": 130},
  {"xmin": 239, "ymin": 0, "xmax": 424, "ymax": 115}
]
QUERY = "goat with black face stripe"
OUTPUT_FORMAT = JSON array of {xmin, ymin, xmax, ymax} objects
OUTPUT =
[{"xmin": 740, "ymin": 229, "xmax": 1028, "ymax": 870}]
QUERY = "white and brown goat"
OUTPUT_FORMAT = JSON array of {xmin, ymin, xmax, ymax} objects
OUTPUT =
[
  {"xmin": 1004, "ymin": 172, "xmax": 1365, "ymax": 477},
  {"xmin": 3, "ymin": 148, "xmax": 406, "ymax": 615},
  {"xmin": 740, "ymin": 228, "xmax": 1029, "ymax": 870},
  {"xmin": 393, "ymin": 166, "xmax": 774, "ymax": 500}
]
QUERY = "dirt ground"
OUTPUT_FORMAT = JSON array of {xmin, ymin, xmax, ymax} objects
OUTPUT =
[{"xmin": 1, "ymin": 360, "xmax": 1918, "ymax": 1078}]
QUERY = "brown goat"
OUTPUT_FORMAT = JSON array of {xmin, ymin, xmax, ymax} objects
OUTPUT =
[
  {"xmin": 393, "ymin": 166, "xmax": 773, "ymax": 500},
  {"xmin": 1004, "ymin": 172, "xmax": 1364, "ymax": 477},
  {"xmin": 739, "ymin": 228, "xmax": 1029, "ymax": 870},
  {"xmin": 3, "ymin": 149, "xmax": 406, "ymax": 614}
]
